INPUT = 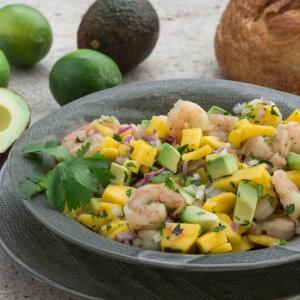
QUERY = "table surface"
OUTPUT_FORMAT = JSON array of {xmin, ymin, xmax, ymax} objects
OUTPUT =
[{"xmin": 0, "ymin": 0, "xmax": 253, "ymax": 299}]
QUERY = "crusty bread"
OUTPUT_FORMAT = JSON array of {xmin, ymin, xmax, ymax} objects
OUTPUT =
[{"xmin": 215, "ymin": 0, "xmax": 300, "ymax": 95}]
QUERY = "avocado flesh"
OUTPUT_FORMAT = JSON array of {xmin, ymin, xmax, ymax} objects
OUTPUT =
[
  {"xmin": 233, "ymin": 183, "xmax": 258, "ymax": 227},
  {"xmin": 0, "ymin": 88, "xmax": 30, "ymax": 155},
  {"xmin": 157, "ymin": 143, "xmax": 180, "ymax": 173},
  {"xmin": 179, "ymin": 206, "xmax": 220, "ymax": 231},
  {"xmin": 111, "ymin": 162, "xmax": 131, "ymax": 185},
  {"xmin": 207, "ymin": 153, "xmax": 238, "ymax": 180},
  {"xmin": 207, "ymin": 105, "xmax": 230, "ymax": 115},
  {"xmin": 287, "ymin": 152, "xmax": 300, "ymax": 170},
  {"xmin": 77, "ymin": 0, "xmax": 159, "ymax": 73}
]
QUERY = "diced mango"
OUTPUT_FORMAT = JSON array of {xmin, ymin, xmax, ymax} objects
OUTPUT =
[
  {"xmin": 237, "ymin": 162, "xmax": 248, "ymax": 169},
  {"xmin": 213, "ymin": 164, "xmax": 271, "ymax": 195},
  {"xmin": 90, "ymin": 198, "xmax": 123, "ymax": 220},
  {"xmin": 100, "ymin": 219, "xmax": 129, "ymax": 240},
  {"xmin": 199, "ymin": 136, "xmax": 225, "ymax": 150},
  {"xmin": 284, "ymin": 110, "xmax": 300, "ymax": 124},
  {"xmin": 63, "ymin": 205, "xmax": 81, "ymax": 218},
  {"xmin": 98, "ymin": 136, "xmax": 120, "ymax": 150},
  {"xmin": 196, "ymin": 230, "xmax": 227, "ymax": 253},
  {"xmin": 131, "ymin": 140, "xmax": 157, "ymax": 167},
  {"xmin": 181, "ymin": 128, "xmax": 203, "ymax": 150},
  {"xmin": 161, "ymin": 223, "xmax": 201, "ymax": 253},
  {"xmin": 77, "ymin": 214, "xmax": 105, "ymax": 232},
  {"xmin": 231, "ymin": 236, "xmax": 253, "ymax": 252},
  {"xmin": 248, "ymin": 234, "xmax": 281, "ymax": 247},
  {"xmin": 196, "ymin": 167, "xmax": 209, "ymax": 184},
  {"xmin": 140, "ymin": 165, "xmax": 150, "ymax": 174},
  {"xmin": 182, "ymin": 145, "xmax": 212, "ymax": 161},
  {"xmin": 119, "ymin": 144, "xmax": 131, "ymax": 156},
  {"xmin": 102, "ymin": 184, "xmax": 135, "ymax": 206},
  {"xmin": 146, "ymin": 116, "xmax": 170, "ymax": 138},
  {"xmin": 203, "ymin": 193, "xmax": 236, "ymax": 214},
  {"xmin": 211, "ymin": 242, "xmax": 232, "ymax": 254},
  {"xmin": 217, "ymin": 213, "xmax": 243, "ymax": 246},
  {"xmin": 286, "ymin": 170, "xmax": 300, "ymax": 188},
  {"xmin": 228, "ymin": 121, "xmax": 276, "ymax": 147},
  {"xmin": 251, "ymin": 103, "xmax": 281, "ymax": 127},
  {"xmin": 92, "ymin": 123, "xmax": 114, "ymax": 137},
  {"xmin": 100, "ymin": 148, "xmax": 119, "ymax": 161},
  {"xmin": 123, "ymin": 159, "xmax": 141, "ymax": 174}
]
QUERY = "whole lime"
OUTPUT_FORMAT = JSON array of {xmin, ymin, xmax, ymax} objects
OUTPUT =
[
  {"xmin": 0, "ymin": 4, "xmax": 53, "ymax": 67},
  {"xmin": 49, "ymin": 49, "xmax": 123, "ymax": 106},
  {"xmin": 0, "ymin": 50, "xmax": 10, "ymax": 87}
]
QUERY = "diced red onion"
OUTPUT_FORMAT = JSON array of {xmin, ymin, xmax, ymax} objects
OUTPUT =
[
  {"xmin": 231, "ymin": 222, "xmax": 239, "ymax": 232},
  {"xmin": 145, "ymin": 136, "xmax": 156, "ymax": 142},
  {"xmin": 165, "ymin": 135, "xmax": 175, "ymax": 144},
  {"xmin": 134, "ymin": 168, "xmax": 165, "ymax": 187},
  {"xmin": 116, "ymin": 231, "xmax": 136, "ymax": 245},
  {"xmin": 124, "ymin": 135, "xmax": 133, "ymax": 144},
  {"xmin": 118, "ymin": 125, "xmax": 132, "ymax": 134}
]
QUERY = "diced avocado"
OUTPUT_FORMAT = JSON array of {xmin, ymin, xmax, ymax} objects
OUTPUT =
[
  {"xmin": 287, "ymin": 152, "xmax": 300, "ymax": 170},
  {"xmin": 179, "ymin": 188, "xmax": 195, "ymax": 205},
  {"xmin": 207, "ymin": 153, "xmax": 238, "ymax": 180},
  {"xmin": 110, "ymin": 162, "xmax": 131, "ymax": 185},
  {"xmin": 233, "ymin": 183, "xmax": 258, "ymax": 227},
  {"xmin": 208, "ymin": 105, "xmax": 230, "ymax": 115},
  {"xmin": 179, "ymin": 206, "xmax": 220, "ymax": 231},
  {"xmin": 157, "ymin": 143, "xmax": 180, "ymax": 173}
]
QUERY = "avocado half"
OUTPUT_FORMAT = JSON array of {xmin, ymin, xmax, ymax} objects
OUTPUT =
[
  {"xmin": 77, "ymin": 0, "xmax": 159, "ymax": 73},
  {"xmin": 0, "ymin": 88, "xmax": 30, "ymax": 163}
]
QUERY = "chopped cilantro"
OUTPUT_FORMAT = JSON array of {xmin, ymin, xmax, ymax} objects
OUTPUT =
[
  {"xmin": 172, "ymin": 223, "xmax": 183, "ymax": 236},
  {"xmin": 279, "ymin": 239, "xmax": 287, "ymax": 246},
  {"xmin": 264, "ymin": 195, "xmax": 275, "ymax": 207},
  {"xmin": 106, "ymin": 223, "xmax": 112, "ymax": 232},
  {"xmin": 126, "ymin": 189, "xmax": 132, "ymax": 197},
  {"xmin": 76, "ymin": 142, "xmax": 91, "ymax": 158},
  {"xmin": 124, "ymin": 171, "xmax": 129, "ymax": 183},
  {"xmin": 230, "ymin": 182, "xmax": 236, "ymax": 189},
  {"xmin": 177, "ymin": 144, "xmax": 188, "ymax": 155},
  {"xmin": 150, "ymin": 171, "xmax": 173, "ymax": 184},
  {"xmin": 159, "ymin": 221, "xmax": 166, "ymax": 233},
  {"xmin": 256, "ymin": 184, "xmax": 264, "ymax": 199},
  {"xmin": 99, "ymin": 210, "xmax": 108, "ymax": 218},
  {"xmin": 113, "ymin": 133, "xmax": 122, "ymax": 142},
  {"xmin": 212, "ymin": 224, "xmax": 226, "ymax": 232},
  {"xmin": 271, "ymin": 105, "xmax": 279, "ymax": 116},
  {"xmin": 240, "ymin": 220, "xmax": 250, "ymax": 226},
  {"xmin": 191, "ymin": 179, "xmax": 200, "ymax": 186},
  {"xmin": 126, "ymin": 161, "xmax": 135, "ymax": 168},
  {"xmin": 284, "ymin": 204, "xmax": 295, "ymax": 216},
  {"xmin": 165, "ymin": 177, "xmax": 176, "ymax": 191},
  {"xmin": 235, "ymin": 215, "xmax": 241, "ymax": 221}
]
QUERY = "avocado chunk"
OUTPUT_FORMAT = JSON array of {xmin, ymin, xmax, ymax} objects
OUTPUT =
[
  {"xmin": 233, "ymin": 183, "xmax": 258, "ymax": 227},
  {"xmin": 287, "ymin": 152, "xmax": 300, "ymax": 170},
  {"xmin": 207, "ymin": 106, "xmax": 230, "ymax": 115},
  {"xmin": 110, "ymin": 162, "xmax": 131, "ymax": 185},
  {"xmin": 178, "ymin": 188, "xmax": 195, "ymax": 206},
  {"xmin": 207, "ymin": 153, "xmax": 238, "ymax": 180},
  {"xmin": 0, "ymin": 88, "xmax": 30, "ymax": 160},
  {"xmin": 0, "ymin": 50, "xmax": 10, "ymax": 88},
  {"xmin": 157, "ymin": 143, "xmax": 180, "ymax": 173},
  {"xmin": 179, "ymin": 206, "xmax": 220, "ymax": 231},
  {"xmin": 77, "ymin": 0, "xmax": 159, "ymax": 73}
]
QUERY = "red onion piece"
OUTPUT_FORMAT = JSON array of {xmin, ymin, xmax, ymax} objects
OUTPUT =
[
  {"xmin": 118, "ymin": 125, "xmax": 132, "ymax": 134},
  {"xmin": 231, "ymin": 222, "xmax": 240, "ymax": 232},
  {"xmin": 124, "ymin": 135, "xmax": 133, "ymax": 144}
]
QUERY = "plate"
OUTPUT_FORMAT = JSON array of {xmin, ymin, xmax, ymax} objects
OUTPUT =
[
  {"xmin": 6, "ymin": 79, "xmax": 300, "ymax": 271},
  {"xmin": 1, "ymin": 163, "xmax": 300, "ymax": 299}
]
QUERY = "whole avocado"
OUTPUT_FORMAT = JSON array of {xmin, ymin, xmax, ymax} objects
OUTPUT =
[{"xmin": 77, "ymin": 0, "xmax": 159, "ymax": 73}]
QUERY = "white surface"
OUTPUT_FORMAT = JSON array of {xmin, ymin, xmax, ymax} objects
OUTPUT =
[{"xmin": 0, "ymin": 0, "xmax": 229, "ymax": 299}]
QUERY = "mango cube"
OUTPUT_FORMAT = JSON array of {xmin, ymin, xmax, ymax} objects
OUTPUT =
[
  {"xmin": 203, "ymin": 193, "xmax": 236, "ymax": 214},
  {"xmin": 196, "ymin": 167, "xmax": 209, "ymax": 184},
  {"xmin": 252, "ymin": 103, "xmax": 281, "ymax": 127},
  {"xmin": 196, "ymin": 230, "xmax": 228, "ymax": 253},
  {"xmin": 161, "ymin": 223, "xmax": 201, "ymax": 253},
  {"xmin": 217, "ymin": 213, "xmax": 243, "ymax": 245},
  {"xmin": 146, "ymin": 116, "xmax": 170, "ymax": 138},
  {"xmin": 102, "ymin": 184, "xmax": 135, "ymax": 206},
  {"xmin": 99, "ymin": 136, "xmax": 120, "ymax": 150},
  {"xmin": 248, "ymin": 234, "xmax": 281, "ymax": 247},
  {"xmin": 92, "ymin": 123, "xmax": 114, "ymax": 137},
  {"xmin": 228, "ymin": 121, "xmax": 276, "ymax": 147},
  {"xmin": 100, "ymin": 219, "xmax": 129, "ymax": 240},
  {"xmin": 182, "ymin": 145, "xmax": 212, "ymax": 161},
  {"xmin": 199, "ymin": 136, "xmax": 225, "ymax": 150},
  {"xmin": 213, "ymin": 164, "xmax": 271, "ymax": 195},
  {"xmin": 231, "ymin": 236, "xmax": 254, "ymax": 252},
  {"xmin": 123, "ymin": 159, "xmax": 141, "ymax": 174},
  {"xmin": 119, "ymin": 144, "xmax": 131, "ymax": 156},
  {"xmin": 284, "ymin": 110, "xmax": 300, "ymax": 124},
  {"xmin": 90, "ymin": 198, "xmax": 123, "ymax": 220},
  {"xmin": 131, "ymin": 140, "xmax": 157, "ymax": 167},
  {"xmin": 100, "ymin": 148, "xmax": 119, "ymax": 161},
  {"xmin": 140, "ymin": 165, "xmax": 150, "ymax": 174},
  {"xmin": 77, "ymin": 214, "xmax": 106, "ymax": 232},
  {"xmin": 211, "ymin": 242, "xmax": 232, "ymax": 254},
  {"xmin": 181, "ymin": 128, "xmax": 203, "ymax": 150},
  {"xmin": 286, "ymin": 170, "xmax": 300, "ymax": 188}
]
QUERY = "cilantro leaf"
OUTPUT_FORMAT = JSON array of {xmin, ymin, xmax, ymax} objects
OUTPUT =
[
  {"xmin": 76, "ymin": 142, "xmax": 91, "ymax": 158},
  {"xmin": 165, "ymin": 177, "xmax": 176, "ymax": 191},
  {"xmin": 256, "ymin": 184, "xmax": 264, "ymax": 199},
  {"xmin": 24, "ymin": 140, "xmax": 71, "ymax": 162},
  {"xmin": 149, "ymin": 171, "xmax": 173, "ymax": 183},
  {"xmin": 113, "ymin": 134, "xmax": 122, "ymax": 142},
  {"xmin": 177, "ymin": 144, "xmax": 188, "ymax": 155},
  {"xmin": 212, "ymin": 224, "xmax": 226, "ymax": 232},
  {"xmin": 17, "ymin": 175, "xmax": 47, "ymax": 198},
  {"xmin": 271, "ymin": 105, "xmax": 279, "ymax": 116},
  {"xmin": 284, "ymin": 204, "xmax": 295, "ymax": 216}
]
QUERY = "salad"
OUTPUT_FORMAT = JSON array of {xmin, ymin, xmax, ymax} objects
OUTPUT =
[{"xmin": 19, "ymin": 99, "xmax": 300, "ymax": 254}]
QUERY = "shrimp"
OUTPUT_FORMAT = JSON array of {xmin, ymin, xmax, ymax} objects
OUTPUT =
[
  {"xmin": 254, "ymin": 191, "xmax": 278, "ymax": 221},
  {"xmin": 286, "ymin": 122, "xmax": 300, "ymax": 153},
  {"xmin": 135, "ymin": 230, "xmax": 161, "ymax": 250},
  {"xmin": 262, "ymin": 217, "xmax": 295, "ymax": 240},
  {"xmin": 124, "ymin": 184, "xmax": 186, "ymax": 230},
  {"xmin": 241, "ymin": 136, "xmax": 273, "ymax": 160},
  {"xmin": 167, "ymin": 100, "xmax": 210, "ymax": 142},
  {"xmin": 272, "ymin": 170, "xmax": 300, "ymax": 220},
  {"xmin": 272, "ymin": 125, "xmax": 291, "ymax": 158},
  {"xmin": 270, "ymin": 153, "xmax": 286, "ymax": 170},
  {"xmin": 61, "ymin": 123, "xmax": 104, "ymax": 156}
]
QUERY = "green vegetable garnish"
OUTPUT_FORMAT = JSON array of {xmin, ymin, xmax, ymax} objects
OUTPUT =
[
  {"xmin": 212, "ymin": 224, "xmax": 226, "ymax": 232},
  {"xmin": 284, "ymin": 204, "xmax": 295, "ymax": 216}
]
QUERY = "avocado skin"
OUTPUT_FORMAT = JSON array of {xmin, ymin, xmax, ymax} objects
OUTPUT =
[{"xmin": 77, "ymin": 0, "xmax": 159, "ymax": 73}]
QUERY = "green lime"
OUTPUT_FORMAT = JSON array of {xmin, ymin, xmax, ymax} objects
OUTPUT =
[
  {"xmin": 0, "ymin": 4, "xmax": 53, "ymax": 67},
  {"xmin": 49, "ymin": 49, "xmax": 123, "ymax": 106},
  {"xmin": 0, "ymin": 50, "xmax": 10, "ymax": 87}
]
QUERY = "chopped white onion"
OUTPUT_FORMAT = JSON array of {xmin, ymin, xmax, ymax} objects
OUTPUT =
[
  {"xmin": 247, "ymin": 159, "xmax": 259, "ymax": 166},
  {"xmin": 153, "ymin": 232, "xmax": 162, "ymax": 243},
  {"xmin": 115, "ymin": 156, "xmax": 127, "ymax": 164},
  {"xmin": 232, "ymin": 103, "xmax": 243, "ymax": 115},
  {"xmin": 205, "ymin": 185, "xmax": 223, "ymax": 198},
  {"xmin": 195, "ymin": 185, "xmax": 206, "ymax": 200}
]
